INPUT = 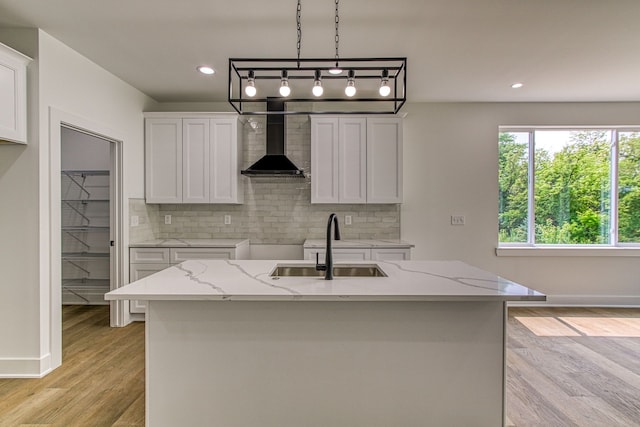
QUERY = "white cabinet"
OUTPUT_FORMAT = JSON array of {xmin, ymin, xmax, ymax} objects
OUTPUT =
[
  {"xmin": 371, "ymin": 248, "xmax": 411, "ymax": 261},
  {"xmin": 145, "ymin": 119, "xmax": 182, "ymax": 203},
  {"xmin": 367, "ymin": 118, "xmax": 403, "ymax": 203},
  {"xmin": 129, "ymin": 244, "xmax": 249, "ymax": 314},
  {"xmin": 310, "ymin": 116, "xmax": 402, "ymax": 204},
  {"xmin": 304, "ymin": 248, "xmax": 370, "ymax": 262},
  {"xmin": 304, "ymin": 247, "xmax": 411, "ymax": 261},
  {"xmin": 145, "ymin": 114, "xmax": 243, "ymax": 204},
  {"xmin": 0, "ymin": 42, "xmax": 30, "ymax": 144}
]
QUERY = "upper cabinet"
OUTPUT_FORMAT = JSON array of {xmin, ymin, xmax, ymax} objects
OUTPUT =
[
  {"xmin": 311, "ymin": 116, "xmax": 402, "ymax": 204},
  {"xmin": 145, "ymin": 114, "xmax": 243, "ymax": 204},
  {"xmin": 0, "ymin": 42, "xmax": 30, "ymax": 144}
]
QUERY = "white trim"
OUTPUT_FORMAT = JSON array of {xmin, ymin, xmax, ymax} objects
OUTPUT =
[
  {"xmin": 508, "ymin": 294, "xmax": 640, "ymax": 307},
  {"xmin": 496, "ymin": 246, "xmax": 640, "ymax": 257},
  {"xmin": 0, "ymin": 353, "xmax": 52, "ymax": 378},
  {"xmin": 49, "ymin": 107, "xmax": 128, "ymax": 373}
]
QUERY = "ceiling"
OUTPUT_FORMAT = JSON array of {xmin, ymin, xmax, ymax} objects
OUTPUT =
[{"xmin": 1, "ymin": 0, "xmax": 639, "ymax": 104}]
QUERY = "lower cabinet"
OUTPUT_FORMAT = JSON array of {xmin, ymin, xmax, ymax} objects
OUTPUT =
[
  {"xmin": 303, "ymin": 247, "xmax": 411, "ymax": 262},
  {"xmin": 129, "ymin": 246, "xmax": 244, "ymax": 314}
]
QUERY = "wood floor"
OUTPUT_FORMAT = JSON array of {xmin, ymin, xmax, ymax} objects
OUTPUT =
[
  {"xmin": 506, "ymin": 307, "xmax": 640, "ymax": 427},
  {"xmin": 0, "ymin": 306, "xmax": 639, "ymax": 426},
  {"xmin": 0, "ymin": 306, "xmax": 145, "ymax": 427}
]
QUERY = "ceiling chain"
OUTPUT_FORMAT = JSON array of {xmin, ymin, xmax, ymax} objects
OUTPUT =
[
  {"xmin": 334, "ymin": 0, "xmax": 340, "ymax": 65},
  {"xmin": 296, "ymin": 0, "xmax": 302, "ymax": 68}
]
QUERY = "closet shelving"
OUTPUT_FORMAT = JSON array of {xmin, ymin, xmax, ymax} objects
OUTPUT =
[{"xmin": 61, "ymin": 170, "xmax": 110, "ymax": 305}]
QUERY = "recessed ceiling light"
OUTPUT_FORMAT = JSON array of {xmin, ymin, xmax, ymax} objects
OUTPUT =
[
  {"xmin": 197, "ymin": 66, "xmax": 215, "ymax": 75},
  {"xmin": 511, "ymin": 82, "xmax": 524, "ymax": 89}
]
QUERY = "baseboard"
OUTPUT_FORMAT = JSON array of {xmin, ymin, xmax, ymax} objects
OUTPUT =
[
  {"xmin": 508, "ymin": 294, "xmax": 640, "ymax": 308},
  {"xmin": 0, "ymin": 353, "xmax": 53, "ymax": 378}
]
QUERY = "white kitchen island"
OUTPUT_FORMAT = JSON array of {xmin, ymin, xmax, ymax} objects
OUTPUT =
[{"xmin": 106, "ymin": 259, "xmax": 544, "ymax": 427}]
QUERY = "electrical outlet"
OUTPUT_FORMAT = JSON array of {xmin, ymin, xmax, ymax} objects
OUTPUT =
[
  {"xmin": 224, "ymin": 215, "xmax": 231, "ymax": 225},
  {"xmin": 451, "ymin": 215, "xmax": 465, "ymax": 226},
  {"xmin": 345, "ymin": 215, "xmax": 352, "ymax": 225},
  {"xmin": 164, "ymin": 215, "xmax": 172, "ymax": 225},
  {"xmin": 130, "ymin": 215, "xmax": 139, "ymax": 227}
]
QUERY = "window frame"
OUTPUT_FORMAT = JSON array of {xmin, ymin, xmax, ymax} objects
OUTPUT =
[{"xmin": 498, "ymin": 126, "xmax": 640, "ymax": 255}]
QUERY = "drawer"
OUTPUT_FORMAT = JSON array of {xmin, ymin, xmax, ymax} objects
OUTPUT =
[
  {"xmin": 170, "ymin": 248, "xmax": 235, "ymax": 263},
  {"xmin": 305, "ymin": 248, "xmax": 370, "ymax": 261},
  {"xmin": 371, "ymin": 248, "xmax": 411, "ymax": 261},
  {"xmin": 130, "ymin": 247, "xmax": 171, "ymax": 264}
]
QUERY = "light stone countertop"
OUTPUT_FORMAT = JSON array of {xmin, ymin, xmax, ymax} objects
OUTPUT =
[
  {"xmin": 106, "ymin": 259, "xmax": 545, "ymax": 302},
  {"xmin": 303, "ymin": 239, "xmax": 414, "ymax": 249},
  {"xmin": 130, "ymin": 238, "xmax": 249, "ymax": 248}
]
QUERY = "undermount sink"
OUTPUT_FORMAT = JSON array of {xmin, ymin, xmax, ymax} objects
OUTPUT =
[{"xmin": 270, "ymin": 264, "xmax": 387, "ymax": 278}]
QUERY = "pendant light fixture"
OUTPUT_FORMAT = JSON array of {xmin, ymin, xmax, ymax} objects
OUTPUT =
[
  {"xmin": 344, "ymin": 70, "xmax": 356, "ymax": 97},
  {"xmin": 279, "ymin": 70, "xmax": 291, "ymax": 97},
  {"xmin": 245, "ymin": 70, "xmax": 257, "ymax": 97},
  {"xmin": 228, "ymin": 0, "xmax": 407, "ymax": 114},
  {"xmin": 379, "ymin": 69, "xmax": 391, "ymax": 97},
  {"xmin": 312, "ymin": 70, "xmax": 324, "ymax": 96}
]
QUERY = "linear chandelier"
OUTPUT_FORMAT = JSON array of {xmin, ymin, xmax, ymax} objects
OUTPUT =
[{"xmin": 228, "ymin": 0, "xmax": 407, "ymax": 115}]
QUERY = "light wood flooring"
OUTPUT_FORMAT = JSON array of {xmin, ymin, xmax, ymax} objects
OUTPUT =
[
  {"xmin": 0, "ymin": 306, "xmax": 144, "ymax": 427},
  {"xmin": 1, "ymin": 306, "xmax": 639, "ymax": 426},
  {"xmin": 506, "ymin": 307, "xmax": 640, "ymax": 427}
]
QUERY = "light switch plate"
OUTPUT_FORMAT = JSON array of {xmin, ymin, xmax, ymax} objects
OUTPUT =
[{"xmin": 130, "ymin": 215, "xmax": 139, "ymax": 227}]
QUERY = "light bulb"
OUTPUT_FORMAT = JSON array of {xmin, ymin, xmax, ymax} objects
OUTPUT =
[
  {"xmin": 245, "ymin": 70, "xmax": 256, "ymax": 97},
  {"xmin": 313, "ymin": 81, "xmax": 324, "ymax": 97},
  {"xmin": 345, "ymin": 70, "xmax": 356, "ymax": 97},
  {"xmin": 379, "ymin": 69, "xmax": 390, "ymax": 97},
  {"xmin": 245, "ymin": 83, "xmax": 257, "ymax": 97},
  {"xmin": 279, "ymin": 81, "xmax": 291, "ymax": 97},
  {"xmin": 312, "ymin": 70, "xmax": 323, "ymax": 97},
  {"xmin": 279, "ymin": 70, "xmax": 291, "ymax": 97},
  {"xmin": 379, "ymin": 82, "xmax": 391, "ymax": 97}
]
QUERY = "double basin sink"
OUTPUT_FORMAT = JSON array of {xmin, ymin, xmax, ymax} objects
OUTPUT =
[{"xmin": 270, "ymin": 264, "xmax": 387, "ymax": 278}]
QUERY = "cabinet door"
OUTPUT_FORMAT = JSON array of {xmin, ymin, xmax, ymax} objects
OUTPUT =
[
  {"xmin": 183, "ymin": 119, "xmax": 210, "ymax": 203},
  {"xmin": 371, "ymin": 248, "xmax": 411, "ymax": 261},
  {"xmin": 311, "ymin": 118, "xmax": 340, "ymax": 203},
  {"xmin": 339, "ymin": 118, "xmax": 367, "ymax": 203},
  {"xmin": 366, "ymin": 118, "xmax": 403, "ymax": 203},
  {"xmin": 145, "ymin": 118, "xmax": 183, "ymax": 203},
  {"xmin": 129, "ymin": 263, "xmax": 169, "ymax": 314},
  {"xmin": 0, "ymin": 43, "xmax": 29, "ymax": 144},
  {"xmin": 210, "ymin": 118, "xmax": 241, "ymax": 203}
]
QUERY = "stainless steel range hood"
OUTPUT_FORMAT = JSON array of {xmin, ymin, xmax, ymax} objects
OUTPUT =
[{"xmin": 241, "ymin": 99, "xmax": 305, "ymax": 177}]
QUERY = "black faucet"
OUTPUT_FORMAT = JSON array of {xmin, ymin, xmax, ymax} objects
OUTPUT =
[{"xmin": 315, "ymin": 213, "xmax": 341, "ymax": 280}]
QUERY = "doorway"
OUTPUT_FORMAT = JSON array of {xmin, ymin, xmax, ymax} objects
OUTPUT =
[
  {"xmin": 60, "ymin": 127, "xmax": 113, "ymax": 305},
  {"xmin": 49, "ymin": 108, "xmax": 125, "ymax": 372}
]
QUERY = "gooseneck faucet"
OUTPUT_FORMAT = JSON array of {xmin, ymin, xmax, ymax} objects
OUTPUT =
[{"xmin": 315, "ymin": 213, "xmax": 341, "ymax": 280}]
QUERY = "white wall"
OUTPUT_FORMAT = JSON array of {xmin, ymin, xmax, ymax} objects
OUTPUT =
[
  {"xmin": 401, "ymin": 102, "xmax": 640, "ymax": 305},
  {"xmin": 0, "ymin": 29, "xmax": 156, "ymax": 377},
  {"xmin": 61, "ymin": 127, "xmax": 110, "ymax": 170}
]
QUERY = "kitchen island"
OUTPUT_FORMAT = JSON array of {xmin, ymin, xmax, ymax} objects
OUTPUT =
[{"xmin": 106, "ymin": 259, "xmax": 544, "ymax": 427}]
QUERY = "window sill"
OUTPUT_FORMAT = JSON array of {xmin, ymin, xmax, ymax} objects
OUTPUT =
[{"xmin": 496, "ymin": 246, "xmax": 640, "ymax": 257}]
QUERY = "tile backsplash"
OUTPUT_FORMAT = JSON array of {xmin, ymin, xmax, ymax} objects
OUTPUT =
[{"xmin": 130, "ymin": 114, "xmax": 400, "ymax": 245}]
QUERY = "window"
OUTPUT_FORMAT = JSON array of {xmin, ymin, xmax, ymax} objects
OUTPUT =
[{"xmin": 499, "ymin": 128, "xmax": 640, "ymax": 246}]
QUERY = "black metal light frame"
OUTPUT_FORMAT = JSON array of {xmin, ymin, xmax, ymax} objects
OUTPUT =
[{"xmin": 228, "ymin": 57, "xmax": 407, "ymax": 115}]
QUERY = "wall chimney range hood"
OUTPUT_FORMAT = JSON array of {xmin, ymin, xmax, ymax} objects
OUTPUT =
[{"xmin": 241, "ymin": 99, "xmax": 305, "ymax": 177}]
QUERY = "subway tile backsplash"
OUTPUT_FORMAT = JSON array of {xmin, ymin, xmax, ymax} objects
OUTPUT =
[{"xmin": 130, "ymin": 114, "xmax": 400, "ymax": 245}]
